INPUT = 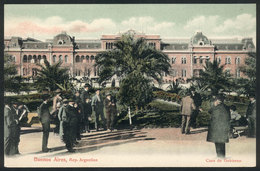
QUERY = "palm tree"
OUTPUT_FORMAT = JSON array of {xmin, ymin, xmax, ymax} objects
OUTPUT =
[
  {"xmin": 95, "ymin": 33, "xmax": 170, "ymax": 109},
  {"xmin": 193, "ymin": 59, "xmax": 231, "ymax": 96},
  {"xmin": 34, "ymin": 60, "xmax": 70, "ymax": 92}
]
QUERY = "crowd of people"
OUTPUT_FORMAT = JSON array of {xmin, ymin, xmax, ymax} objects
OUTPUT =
[
  {"xmin": 4, "ymin": 83, "xmax": 118, "ymax": 154},
  {"xmin": 4, "ymin": 84, "xmax": 256, "ymax": 158},
  {"xmin": 180, "ymin": 90, "xmax": 256, "ymax": 158}
]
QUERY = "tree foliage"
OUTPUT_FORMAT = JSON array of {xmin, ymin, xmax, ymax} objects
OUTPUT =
[
  {"xmin": 193, "ymin": 60, "xmax": 231, "ymax": 96},
  {"xmin": 239, "ymin": 52, "xmax": 256, "ymax": 96},
  {"xmin": 95, "ymin": 34, "xmax": 170, "ymax": 109},
  {"xmin": 34, "ymin": 60, "xmax": 70, "ymax": 92},
  {"xmin": 4, "ymin": 53, "xmax": 22, "ymax": 93}
]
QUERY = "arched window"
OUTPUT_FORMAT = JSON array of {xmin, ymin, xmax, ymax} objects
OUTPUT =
[
  {"xmin": 91, "ymin": 55, "xmax": 94, "ymax": 62},
  {"xmin": 23, "ymin": 55, "xmax": 28, "ymax": 63},
  {"xmin": 64, "ymin": 55, "xmax": 68, "ymax": 63},
  {"xmin": 86, "ymin": 55, "xmax": 89, "ymax": 62},
  {"xmin": 88, "ymin": 69, "xmax": 91, "ymax": 77},
  {"xmin": 94, "ymin": 67, "xmax": 97, "ymax": 76},
  {"xmin": 181, "ymin": 57, "xmax": 186, "ymax": 64},
  {"xmin": 37, "ymin": 55, "xmax": 41, "ymax": 63},
  {"xmin": 53, "ymin": 55, "xmax": 56, "ymax": 63},
  {"xmin": 172, "ymin": 57, "xmax": 176, "ymax": 64},
  {"xmin": 217, "ymin": 56, "xmax": 221, "ymax": 64},
  {"xmin": 199, "ymin": 56, "xmax": 203, "ymax": 64},
  {"xmin": 59, "ymin": 55, "xmax": 63, "ymax": 62},
  {"xmin": 33, "ymin": 55, "xmax": 37, "ymax": 63},
  {"xmin": 81, "ymin": 55, "xmax": 85, "ymax": 62},
  {"xmin": 28, "ymin": 55, "xmax": 32, "ymax": 63},
  {"xmin": 225, "ymin": 56, "xmax": 231, "ymax": 64},
  {"xmin": 181, "ymin": 69, "xmax": 186, "ymax": 77},
  {"xmin": 75, "ymin": 55, "xmax": 80, "ymax": 63},
  {"xmin": 235, "ymin": 57, "xmax": 240, "ymax": 65},
  {"xmin": 43, "ymin": 55, "xmax": 47, "ymax": 60},
  {"xmin": 32, "ymin": 68, "xmax": 37, "ymax": 76}
]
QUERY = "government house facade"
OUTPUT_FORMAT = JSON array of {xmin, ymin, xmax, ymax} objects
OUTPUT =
[{"xmin": 4, "ymin": 30, "xmax": 255, "ymax": 84}]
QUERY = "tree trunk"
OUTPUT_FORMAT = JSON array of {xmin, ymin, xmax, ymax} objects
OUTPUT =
[{"xmin": 128, "ymin": 107, "xmax": 132, "ymax": 125}]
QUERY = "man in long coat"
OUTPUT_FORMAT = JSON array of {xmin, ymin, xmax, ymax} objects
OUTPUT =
[
  {"xmin": 63, "ymin": 99, "xmax": 78, "ymax": 152},
  {"xmin": 82, "ymin": 96, "xmax": 92, "ymax": 133},
  {"xmin": 207, "ymin": 95, "xmax": 230, "ymax": 158},
  {"xmin": 246, "ymin": 95, "xmax": 256, "ymax": 137},
  {"xmin": 4, "ymin": 98, "xmax": 20, "ymax": 156},
  {"xmin": 104, "ymin": 93, "xmax": 117, "ymax": 131},
  {"xmin": 38, "ymin": 94, "xmax": 52, "ymax": 152},
  {"xmin": 180, "ymin": 93, "xmax": 195, "ymax": 134},
  {"xmin": 92, "ymin": 89, "xmax": 106, "ymax": 131},
  {"xmin": 58, "ymin": 98, "xmax": 69, "ymax": 140},
  {"xmin": 51, "ymin": 89, "xmax": 63, "ymax": 134}
]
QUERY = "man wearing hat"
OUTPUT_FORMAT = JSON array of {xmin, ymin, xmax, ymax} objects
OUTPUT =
[
  {"xmin": 81, "ymin": 83, "xmax": 91, "ymax": 103},
  {"xmin": 246, "ymin": 94, "xmax": 256, "ymax": 138},
  {"xmin": 63, "ymin": 98, "xmax": 78, "ymax": 152},
  {"xmin": 58, "ymin": 98, "xmax": 69, "ymax": 140},
  {"xmin": 180, "ymin": 91, "xmax": 196, "ymax": 134},
  {"xmin": 38, "ymin": 94, "xmax": 52, "ymax": 152},
  {"xmin": 104, "ymin": 92, "xmax": 117, "ymax": 131},
  {"xmin": 207, "ymin": 95, "xmax": 230, "ymax": 158},
  {"xmin": 4, "ymin": 97, "xmax": 20, "ymax": 155},
  {"xmin": 92, "ymin": 89, "xmax": 106, "ymax": 131}
]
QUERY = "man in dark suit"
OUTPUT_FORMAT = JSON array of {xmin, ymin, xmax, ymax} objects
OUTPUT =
[
  {"xmin": 104, "ymin": 93, "xmax": 117, "ymax": 131},
  {"xmin": 4, "ymin": 97, "xmax": 20, "ymax": 156},
  {"xmin": 38, "ymin": 94, "xmax": 52, "ymax": 152},
  {"xmin": 207, "ymin": 95, "xmax": 230, "ymax": 158},
  {"xmin": 92, "ymin": 89, "xmax": 106, "ymax": 131},
  {"xmin": 246, "ymin": 94, "xmax": 256, "ymax": 138}
]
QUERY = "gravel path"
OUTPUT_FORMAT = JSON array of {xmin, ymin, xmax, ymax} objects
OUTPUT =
[{"xmin": 4, "ymin": 126, "xmax": 256, "ymax": 167}]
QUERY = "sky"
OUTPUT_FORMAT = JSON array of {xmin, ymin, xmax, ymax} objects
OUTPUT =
[{"xmin": 4, "ymin": 4, "xmax": 256, "ymax": 43}]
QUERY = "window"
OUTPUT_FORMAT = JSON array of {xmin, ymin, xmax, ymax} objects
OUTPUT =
[
  {"xmin": 236, "ymin": 69, "xmax": 240, "ymax": 78},
  {"xmin": 200, "ymin": 56, "xmax": 203, "ymax": 64},
  {"xmin": 59, "ymin": 55, "xmax": 63, "ymax": 62},
  {"xmin": 33, "ymin": 55, "xmax": 37, "ymax": 63},
  {"xmin": 217, "ymin": 56, "xmax": 221, "ymax": 64},
  {"xmin": 75, "ymin": 55, "xmax": 80, "ymax": 63},
  {"xmin": 64, "ymin": 55, "xmax": 68, "ymax": 63},
  {"xmin": 86, "ymin": 55, "xmax": 89, "ymax": 62},
  {"xmin": 53, "ymin": 55, "xmax": 56, "ymax": 63},
  {"xmin": 81, "ymin": 55, "xmax": 85, "ymax": 62},
  {"xmin": 182, "ymin": 69, "xmax": 186, "ymax": 77},
  {"xmin": 23, "ymin": 68, "xmax": 27, "ymax": 76},
  {"xmin": 91, "ymin": 55, "xmax": 94, "ymax": 62},
  {"xmin": 94, "ymin": 67, "xmax": 97, "ymax": 76},
  {"xmin": 193, "ymin": 56, "xmax": 197, "ymax": 64},
  {"xmin": 172, "ymin": 57, "xmax": 176, "ymax": 64},
  {"xmin": 32, "ymin": 68, "xmax": 37, "ymax": 76},
  {"xmin": 12, "ymin": 55, "xmax": 16, "ymax": 62},
  {"xmin": 171, "ymin": 69, "xmax": 177, "ymax": 77},
  {"xmin": 225, "ymin": 56, "xmax": 231, "ymax": 64},
  {"xmin": 28, "ymin": 55, "xmax": 32, "ymax": 63},
  {"xmin": 181, "ymin": 57, "xmax": 186, "ymax": 64},
  {"xmin": 23, "ymin": 55, "xmax": 28, "ymax": 63},
  {"xmin": 235, "ymin": 57, "xmax": 240, "ymax": 65},
  {"xmin": 106, "ymin": 42, "xmax": 114, "ymax": 49}
]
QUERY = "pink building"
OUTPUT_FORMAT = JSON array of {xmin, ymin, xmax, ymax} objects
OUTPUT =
[{"xmin": 4, "ymin": 30, "xmax": 255, "ymax": 83}]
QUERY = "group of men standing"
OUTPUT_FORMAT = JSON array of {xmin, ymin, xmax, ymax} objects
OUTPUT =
[
  {"xmin": 180, "ymin": 89, "xmax": 256, "ymax": 158},
  {"xmin": 4, "ymin": 98, "xmax": 30, "ymax": 155},
  {"xmin": 38, "ymin": 83, "xmax": 117, "ymax": 153}
]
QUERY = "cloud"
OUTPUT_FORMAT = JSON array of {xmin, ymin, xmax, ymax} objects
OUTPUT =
[
  {"xmin": 4, "ymin": 16, "xmax": 116, "ymax": 40},
  {"xmin": 121, "ymin": 16, "xmax": 175, "ymax": 33},
  {"xmin": 214, "ymin": 14, "xmax": 256, "ymax": 33}
]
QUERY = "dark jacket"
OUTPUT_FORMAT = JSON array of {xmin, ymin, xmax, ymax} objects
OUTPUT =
[
  {"xmin": 64, "ymin": 105, "xmax": 78, "ymax": 125},
  {"xmin": 92, "ymin": 94, "xmax": 104, "ymax": 113},
  {"xmin": 38, "ymin": 102, "xmax": 51, "ymax": 123},
  {"xmin": 207, "ymin": 103, "xmax": 231, "ymax": 143},
  {"xmin": 4, "ymin": 105, "xmax": 19, "ymax": 139},
  {"xmin": 81, "ymin": 89, "xmax": 90, "ymax": 103},
  {"xmin": 246, "ymin": 100, "xmax": 256, "ymax": 119},
  {"xmin": 104, "ymin": 97, "xmax": 117, "ymax": 113}
]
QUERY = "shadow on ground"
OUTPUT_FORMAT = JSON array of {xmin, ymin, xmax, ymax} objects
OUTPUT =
[{"xmin": 42, "ymin": 129, "xmax": 154, "ymax": 157}]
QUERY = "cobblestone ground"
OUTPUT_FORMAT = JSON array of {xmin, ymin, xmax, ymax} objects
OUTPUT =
[{"xmin": 4, "ymin": 126, "xmax": 256, "ymax": 167}]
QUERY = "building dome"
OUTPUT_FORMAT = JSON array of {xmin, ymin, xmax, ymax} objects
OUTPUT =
[
  {"xmin": 191, "ymin": 32, "xmax": 210, "ymax": 46},
  {"xmin": 53, "ymin": 31, "xmax": 73, "ymax": 45}
]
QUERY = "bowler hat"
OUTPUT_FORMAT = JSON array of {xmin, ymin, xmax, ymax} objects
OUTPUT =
[{"xmin": 84, "ymin": 83, "xmax": 91, "ymax": 88}]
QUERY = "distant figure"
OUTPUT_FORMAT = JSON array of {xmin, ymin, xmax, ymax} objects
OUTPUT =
[
  {"xmin": 246, "ymin": 94, "xmax": 256, "ymax": 138},
  {"xmin": 190, "ymin": 89, "xmax": 202, "ymax": 128},
  {"xmin": 58, "ymin": 98, "xmax": 69, "ymax": 140},
  {"xmin": 207, "ymin": 95, "xmax": 230, "ymax": 158},
  {"xmin": 4, "ymin": 98, "xmax": 20, "ymax": 156},
  {"xmin": 104, "ymin": 93, "xmax": 117, "ymax": 131},
  {"xmin": 82, "ymin": 96, "xmax": 92, "ymax": 133},
  {"xmin": 38, "ymin": 94, "xmax": 52, "ymax": 152},
  {"xmin": 92, "ymin": 89, "xmax": 106, "ymax": 131},
  {"xmin": 51, "ymin": 89, "xmax": 63, "ymax": 134},
  {"xmin": 229, "ymin": 105, "xmax": 241, "ymax": 126},
  {"xmin": 180, "ymin": 93, "xmax": 195, "ymax": 134}
]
